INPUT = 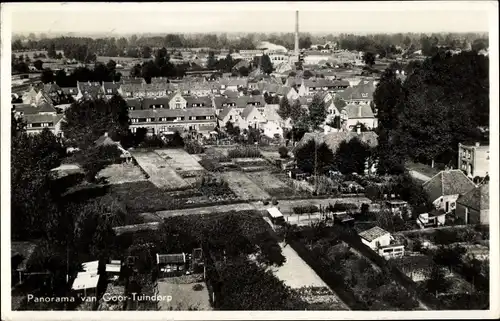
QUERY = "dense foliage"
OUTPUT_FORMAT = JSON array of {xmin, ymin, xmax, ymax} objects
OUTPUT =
[{"xmin": 374, "ymin": 51, "xmax": 489, "ymax": 172}]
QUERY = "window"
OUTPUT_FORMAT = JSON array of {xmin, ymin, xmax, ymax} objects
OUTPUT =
[
  {"xmin": 131, "ymin": 119, "xmax": 139, "ymax": 123},
  {"xmin": 361, "ymin": 93, "xmax": 368, "ymax": 98},
  {"xmin": 176, "ymin": 117, "xmax": 182, "ymax": 121},
  {"xmin": 107, "ymin": 89, "xmax": 112, "ymax": 94},
  {"xmin": 229, "ymin": 115, "xmax": 233, "ymax": 120},
  {"xmin": 175, "ymin": 103, "xmax": 182, "ymax": 109}
]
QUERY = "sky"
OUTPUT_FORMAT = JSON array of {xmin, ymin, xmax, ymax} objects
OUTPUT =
[{"xmin": 6, "ymin": 2, "xmax": 494, "ymax": 35}]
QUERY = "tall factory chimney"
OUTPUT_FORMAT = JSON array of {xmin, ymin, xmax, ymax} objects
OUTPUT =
[{"xmin": 294, "ymin": 10, "xmax": 299, "ymax": 55}]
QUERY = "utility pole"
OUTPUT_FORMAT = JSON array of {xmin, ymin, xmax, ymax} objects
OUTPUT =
[{"xmin": 314, "ymin": 137, "xmax": 318, "ymax": 192}]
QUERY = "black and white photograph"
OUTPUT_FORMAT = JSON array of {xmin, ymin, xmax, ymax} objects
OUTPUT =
[{"xmin": 1, "ymin": 1, "xmax": 498, "ymax": 319}]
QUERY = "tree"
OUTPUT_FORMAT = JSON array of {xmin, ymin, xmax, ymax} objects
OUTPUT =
[
  {"xmin": 41, "ymin": 68, "xmax": 55, "ymax": 84},
  {"xmin": 363, "ymin": 52, "xmax": 376, "ymax": 67},
  {"xmin": 47, "ymin": 43, "xmax": 57, "ymax": 59},
  {"xmin": 334, "ymin": 137, "xmax": 372, "ymax": 175},
  {"xmin": 278, "ymin": 146, "xmax": 288, "ymax": 158},
  {"xmin": 294, "ymin": 140, "xmax": 334, "ymax": 175},
  {"xmin": 217, "ymin": 259, "xmax": 306, "ymax": 310},
  {"xmin": 289, "ymin": 100, "xmax": 305, "ymax": 124},
  {"xmin": 207, "ymin": 51, "xmax": 217, "ymax": 70},
  {"xmin": 277, "ymin": 96, "xmax": 291, "ymax": 120},
  {"xmin": 299, "ymin": 37, "xmax": 312, "ymax": 49},
  {"xmin": 260, "ymin": 54, "xmax": 274, "ymax": 74},
  {"xmin": 62, "ymin": 97, "xmax": 130, "ymax": 149},
  {"xmin": 433, "ymin": 245, "xmax": 466, "ymax": 273},
  {"xmin": 33, "ymin": 59, "xmax": 44, "ymax": 71},
  {"xmin": 425, "ymin": 264, "xmax": 450, "ymax": 296},
  {"xmin": 142, "ymin": 46, "xmax": 152, "ymax": 59},
  {"xmin": 238, "ymin": 66, "xmax": 249, "ymax": 77},
  {"xmin": 307, "ymin": 94, "xmax": 327, "ymax": 131},
  {"xmin": 11, "ymin": 126, "xmax": 65, "ymax": 240}
]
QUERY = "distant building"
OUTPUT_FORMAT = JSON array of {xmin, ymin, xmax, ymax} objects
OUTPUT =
[{"xmin": 458, "ymin": 142, "xmax": 489, "ymax": 178}]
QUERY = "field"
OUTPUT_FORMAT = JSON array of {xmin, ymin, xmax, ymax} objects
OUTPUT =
[
  {"xmin": 131, "ymin": 151, "xmax": 190, "ymax": 190},
  {"xmin": 97, "ymin": 163, "xmax": 147, "ymax": 185},
  {"xmin": 155, "ymin": 149, "xmax": 205, "ymax": 173},
  {"xmin": 157, "ymin": 274, "xmax": 211, "ymax": 311},
  {"xmin": 246, "ymin": 170, "xmax": 293, "ymax": 194},
  {"xmin": 219, "ymin": 171, "xmax": 270, "ymax": 200}
]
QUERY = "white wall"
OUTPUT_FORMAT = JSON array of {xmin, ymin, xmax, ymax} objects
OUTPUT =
[{"xmin": 361, "ymin": 233, "xmax": 392, "ymax": 250}]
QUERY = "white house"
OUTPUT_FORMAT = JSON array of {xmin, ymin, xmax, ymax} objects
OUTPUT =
[
  {"xmin": 339, "ymin": 104, "xmax": 377, "ymax": 130},
  {"xmin": 422, "ymin": 170, "xmax": 476, "ymax": 213},
  {"xmin": 359, "ymin": 226, "xmax": 393, "ymax": 250}
]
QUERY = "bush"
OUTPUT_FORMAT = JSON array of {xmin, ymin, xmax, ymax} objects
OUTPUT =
[
  {"xmin": 293, "ymin": 205, "xmax": 319, "ymax": 215},
  {"xmin": 262, "ymin": 200, "xmax": 270, "ymax": 205},
  {"xmin": 278, "ymin": 146, "xmax": 288, "ymax": 158},
  {"xmin": 199, "ymin": 158, "xmax": 222, "ymax": 172},
  {"xmin": 184, "ymin": 140, "xmax": 205, "ymax": 154},
  {"xmin": 271, "ymin": 197, "xmax": 278, "ymax": 205},
  {"xmin": 192, "ymin": 284, "xmax": 204, "ymax": 291},
  {"xmin": 227, "ymin": 146, "xmax": 261, "ymax": 158}
]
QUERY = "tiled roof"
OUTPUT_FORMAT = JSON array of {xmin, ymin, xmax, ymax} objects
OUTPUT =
[
  {"xmin": 456, "ymin": 182, "xmax": 489, "ymax": 211},
  {"xmin": 157, "ymin": 253, "xmax": 185, "ymax": 264},
  {"xmin": 43, "ymin": 83, "xmax": 61, "ymax": 93},
  {"xmin": 38, "ymin": 102, "xmax": 57, "ymax": 113},
  {"xmin": 338, "ymin": 80, "xmax": 375, "ymax": 100},
  {"xmin": 241, "ymin": 105, "xmax": 256, "ymax": 119},
  {"xmin": 13, "ymin": 104, "xmax": 38, "ymax": 115},
  {"xmin": 341, "ymin": 104, "xmax": 375, "ymax": 118},
  {"xmin": 236, "ymin": 95, "xmax": 265, "ymax": 108},
  {"xmin": 303, "ymin": 79, "xmax": 337, "ymax": 88},
  {"xmin": 185, "ymin": 96, "xmax": 212, "ymax": 107},
  {"xmin": 296, "ymin": 131, "xmax": 379, "ymax": 153},
  {"xmin": 359, "ymin": 226, "xmax": 390, "ymax": 242},
  {"xmin": 423, "ymin": 170, "xmax": 476, "ymax": 202},
  {"xmin": 61, "ymin": 87, "xmax": 78, "ymax": 95},
  {"xmin": 24, "ymin": 113, "xmax": 64, "ymax": 125},
  {"xmin": 125, "ymin": 98, "xmax": 142, "ymax": 110},
  {"xmin": 129, "ymin": 107, "xmax": 214, "ymax": 119},
  {"xmin": 102, "ymin": 82, "xmax": 121, "ymax": 95},
  {"xmin": 150, "ymin": 77, "xmax": 170, "ymax": 84},
  {"xmin": 217, "ymin": 106, "xmax": 233, "ymax": 120},
  {"xmin": 121, "ymin": 77, "xmax": 145, "ymax": 85},
  {"xmin": 141, "ymin": 98, "xmax": 171, "ymax": 109},
  {"xmin": 276, "ymin": 86, "xmax": 293, "ymax": 96}
]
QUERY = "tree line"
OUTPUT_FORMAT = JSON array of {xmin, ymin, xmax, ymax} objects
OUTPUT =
[
  {"xmin": 374, "ymin": 50, "xmax": 489, "ymax": 174},
  {"xmin": 13, "ymin": 32, "xmax": 488, "ymax": 58}
]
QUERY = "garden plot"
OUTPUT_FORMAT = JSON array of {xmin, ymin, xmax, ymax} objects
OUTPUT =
[
  {"xmin": 246, "ymin": 171, "xmax": 294, "ymax": 195},
  {"xmin": 131, "ymin": 151, "xmax": 189, "ymax": 190},
  {"xmin": 97, "ymin": 163, "xmax": 148, "ymax": 185},
  {"xmin": 157, "ymin": 274, "xmax": 211, "ymax": 311},
  {"xmin": 219, "ymin": 172, "xmax": 271, "ymax": 200},
  {"xmin": 155, "ymin": 149, "xmax": 205, "ymax": 172}
]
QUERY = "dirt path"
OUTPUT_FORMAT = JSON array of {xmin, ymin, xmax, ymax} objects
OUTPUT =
[{"xmin": 408, "ymin": 170, "xmax": 431, "ymax": 184}]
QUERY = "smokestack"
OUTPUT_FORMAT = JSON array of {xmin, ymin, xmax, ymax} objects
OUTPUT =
[{"xmin": 295, "ymin": 11, "xmax": 299, "ymax": 55}]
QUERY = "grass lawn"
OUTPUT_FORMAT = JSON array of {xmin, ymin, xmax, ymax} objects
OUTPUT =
[
  {"xmin": 405, "ymin": 161, "xmax": 440, "ymax": 178},
  {"xmin": 97, "ymin": 163, "xmax": 147, "ymax": 185},
  {"xmin": 131, "ymin": 151, "xmax": 190, "ymax": 190},
  {"xmin": 219, "ymin": 171, "xmax": 271, "ymax": 200},
  {"xmin": 157, "ymin": 274, "xmax": 211, "ymax": 311}
]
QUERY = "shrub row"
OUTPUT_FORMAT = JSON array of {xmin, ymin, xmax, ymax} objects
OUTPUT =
[
  {"xmin": 293, "ymin": 205, "xmax": 320, "ymax": 215},
  {"xmin": 227, "ymin": 147, "xmax": 261, "ymax": 159}
]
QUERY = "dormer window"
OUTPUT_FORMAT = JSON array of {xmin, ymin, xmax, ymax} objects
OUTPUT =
[
  {"xmin": 107, "ymin": 89, "xmax": 113, "ymax": 94},
  {"xmin": 361, "ymin": 93, "xmax": 368, "ymax": 98}
]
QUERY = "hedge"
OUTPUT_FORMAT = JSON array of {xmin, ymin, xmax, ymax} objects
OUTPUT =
[{"xmin": 292, "ymin": 205, "xmax": 320, "ymax": 215}]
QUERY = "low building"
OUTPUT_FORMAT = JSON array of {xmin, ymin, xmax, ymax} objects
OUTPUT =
[
  {"xmin": 385, "ymin": 200, "xmax": 410, "ymax": 217},
  {"xmin": 24, "ymin": 113, "xmax": 65, "ymax": 137},
  {"xmin": 359, "ymin": 226, "xmax": 393, "ymax": 250},
  {"xmin": 157, "ymin": 253, "xmax": 187, "ymax": 276},
  {"xmin": 458, "ymin": 142, "xmax": 489, "ymax": 178},
  {"xmin": 456, "ymin": 182, "xmax": 489, "ymax": 225},
  {"xmin": 129, "ymin": 107, "xmax": 216, "ymax": 138},
  {"xmin": 422, "ymin": 169, "xmax": 476, "ymax": 213},
  {"xmin": 417, "ymin": 210, "xmax": 447, "ymax": 229}
]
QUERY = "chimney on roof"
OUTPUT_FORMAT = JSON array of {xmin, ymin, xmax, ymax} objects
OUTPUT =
[
  {"xmin": 475, "ymin": 142, "xmax": 480, "ymax": 147},
  {"xmin": 104, "ymin": 132, "xmax": 108, "ymax": 137},
  {"xmin": 356, "ymin": 124, "xmax": 361, "ymax": 135},
  {"xmin": 358, "ymin": 105, "xmax": 362, "ymax": 118}
]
